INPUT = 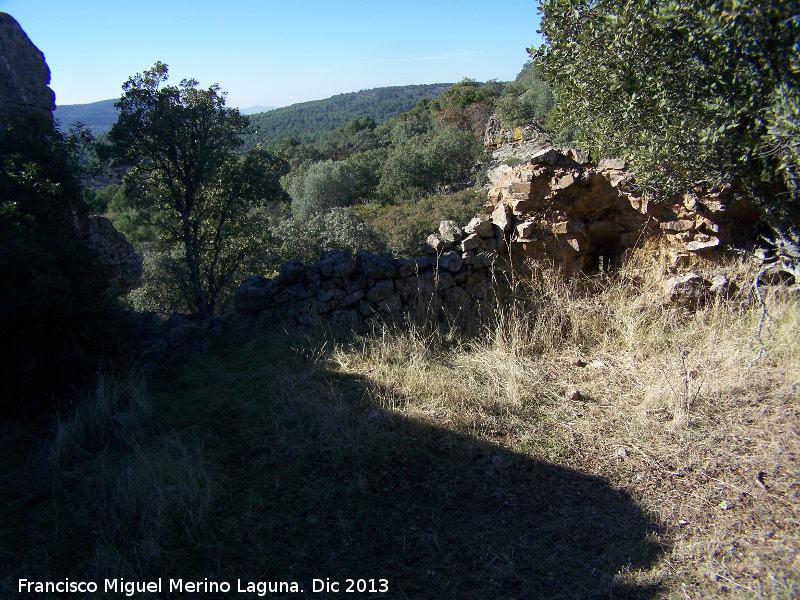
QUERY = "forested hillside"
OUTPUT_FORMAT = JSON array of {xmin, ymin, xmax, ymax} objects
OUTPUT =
[
  {"xmin": 241, "ymin": 83, "xmax": 452, "ymax": 147},
  {"xmin": 54, "ymin": 98, "xmax": 118, "ymax": 135}
]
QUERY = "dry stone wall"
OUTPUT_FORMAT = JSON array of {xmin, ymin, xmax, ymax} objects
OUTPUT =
[
  {"xmin": 485, "ymin": 146, "xmax": 756, "ymax": 273},
  {"xmin": 235, "ymin": 228, "xmax": 515, "ymax": 332}
]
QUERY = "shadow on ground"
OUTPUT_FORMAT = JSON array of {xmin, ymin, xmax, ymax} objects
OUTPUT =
[{"xmin": 203, "ymin": 350, "xmax": 666, "ymax": 600}]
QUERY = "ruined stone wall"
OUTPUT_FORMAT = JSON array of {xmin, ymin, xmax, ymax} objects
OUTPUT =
[
  {"xmin": 234, "ymin": 128, "xmax": 761, "ymax": 328},
  {"xmin": 485, "ymin": 146, "xmax": 756, "ymax": 273},
  {"xmin": 234, "ymin": 221, "xmax": 514, "ymax": 332}
]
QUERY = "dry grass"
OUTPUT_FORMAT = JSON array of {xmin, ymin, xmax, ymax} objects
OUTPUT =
[
  {"xmin": 1, "ymin": 250, "xmax": 797, "ymax": 599},
  {"xmin": 329, "ymin": 253, "xmax": 800, "ymax": 598}
]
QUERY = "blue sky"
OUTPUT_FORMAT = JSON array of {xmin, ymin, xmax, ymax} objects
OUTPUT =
[{"xmin": 1, "ymin": 0, "xmax": 544, "ymax": 109}]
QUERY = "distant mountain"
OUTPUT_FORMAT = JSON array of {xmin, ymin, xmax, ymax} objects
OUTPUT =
[
  {"xmin": 242, "ymin": 83, "xmax": 453, "ymax": 148},
  {"xmin": 54, "ymin": 99, "xmax": 118, "ymax": 136},
  {"xmin": 53, "ymin": 83, "xmax": 453, "ymax": 147},
  {"xmin": 239, "ymin": 105, "xmax": 277, "ymax": 115}
]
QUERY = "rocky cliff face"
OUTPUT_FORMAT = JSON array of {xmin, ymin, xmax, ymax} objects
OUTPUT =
[
  {"xmin": 0, "ymin": 12, "xmax": 143, "ymax": 296},
  {"xmin": 0, "ymin": 12, "xmax": 55, "ymax": 124}
]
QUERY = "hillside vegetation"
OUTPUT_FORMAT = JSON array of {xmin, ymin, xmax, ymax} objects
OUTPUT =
[
  {"xmin": 54, "ymin": 98, "xmax": 119, "ymax": 136},
  {"xmin": 2, "ymin": 0, "xmax": 798, "ymax": 597},
  {"xmin": 242, "ymin": 84, "xmax": 453, "ymax": 147}
]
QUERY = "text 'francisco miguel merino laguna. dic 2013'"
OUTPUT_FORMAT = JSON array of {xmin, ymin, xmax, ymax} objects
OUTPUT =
[{"xmin": 18, "ymin": 578, "xmax": 310, "ymax": 596}]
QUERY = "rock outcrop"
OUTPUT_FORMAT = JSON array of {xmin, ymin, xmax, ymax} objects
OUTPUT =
[
  {"xmin": 0, "ymin": 14, "xmax": 143, "ymax": 297},
  {"xmin": 81, "ymin": 216, "xmax": 144, "ymax": 296},
  {"xmin": 0, "ymin": 12, "xmax": 55, "ymax": 124}
]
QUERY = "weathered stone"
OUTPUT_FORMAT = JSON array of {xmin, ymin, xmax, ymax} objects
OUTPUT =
[
  {"xmin": 686, "ymin": 237, "xmax": 720, "ymax": 252},
  {"xmin": 420, "ymin": 270, "xmax": 454, "ymax": 291},
  {"xmin": 529, "ymin": 147, "xmax": 571, "ymax": 167},
  {"xmin": 0, "ymin": 13, "xmax": 55, "ymax": 125},
  {"xmin": 598, "ymin": 158, "xmax": 627, "ymax": 170},
  {"xmin": 234, "ymin": 276, "xmax": 275, "ymax": 312},
  {"xmin": 660, "ymin": 220, "xmax": 695, "ymax": 233},
  {"xmin": 317, "ymin": 250, "xmax": 355, "ymax": 278},
  {"xmin": 81, "ymin": 216, "xmax": 143, "ymax": 296},
  {"xmin": 422, "ymin": 232, "xmax": 447, "ymax": 255},
  {"xmin": 552, "ymin": 220, "xmax": 583, "ymax": 235},
  {"xmin": 438, "ymin": 251, "xmax": 463, "ymax": 272},
  {"xmin": 340, "ymin": 289, "xmax": 365, "ymax": 308},
  {"xmin": 461, "ymin": 232, "xmax": 481, "ymax": 251},
  {"xmin": 344, "ymin": 275, "xmax": 368, "ymax": 294},
  {"xmin": 463, "ymin": 216, "xmax": 494, "ymax": 238},
  {"xmin": 439, "ymin": 220, "xmax": 464, "ymax": 243},
  {"xmin": 357, "ymin": 250, "xmax": 396, "ymax": 279},
  {"xmin": 463, "ymin": 250, "xmax": 496, "ymax": 269},
  {"xmin": 484, "ymin": 115, "xmax": 552, "ymax": 151},
  {"xmin": 515, "ymin": 221, "xmax": 536, "ymax": 238},
  {"xmin": 491, "ymin": 203, "xmax": 513, "ymax": 232},
  {"xmin": 317, "ymin": 288, "xmax": 346, "ymax": 303},
  {"xmin": 664, "ymin": 272, "xmax": 709, "ymax": 307},
  {"xmin": 396, "ymin": 256, "xmax": 430, "ymax": 277},
  {"xmin": 395, "ymin": 275, "xmax": 435, "ymax": 296},
  {"xmin": 556, "ymin": 173, "xmax": 576, "ymax": 189},
  {"xmin": 709, "ymin": 274, "xmax": 733, "ymax": 297},
  {"xmin": 453, "ymin": 268, "xmax": 472, "ymax": 285},
  {"xmin": 277, "ymin": 260, "xmax": 305, "ymax": 285},
  {"xmin": 366, "ymin": 279, "xmax": 394, "ymax": 303}
]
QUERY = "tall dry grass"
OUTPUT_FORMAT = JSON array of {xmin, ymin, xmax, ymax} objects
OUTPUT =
[{"xmin": 330, "ymin": 253, "xmax": 799, "ymax": 597}]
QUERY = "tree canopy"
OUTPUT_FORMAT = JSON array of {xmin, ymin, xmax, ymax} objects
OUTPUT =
[
  {"xmin": 101, "ymin": 62, "xmax": 288, "ymax": 317},
  {"xmin": 533, "ymin": 0, "xmax": 800, "ymax": 205}
]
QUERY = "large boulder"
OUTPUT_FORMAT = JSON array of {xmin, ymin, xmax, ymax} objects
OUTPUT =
[
  {"xmin": 0, "ymin": 13, "xmax": 55, "ymax": 125},
  {"xmin": 81, "ymin": 216, "xmax": 143, "ymax": 296}
]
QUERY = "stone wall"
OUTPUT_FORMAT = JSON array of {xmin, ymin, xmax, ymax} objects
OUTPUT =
[
  {"xmin": 485, "ymin": 146, "xmax": 757, "ymax": 273},
  {"xmin": 234, "ymin": 142, "xmax": 758, "ymax": 328},
  {"xmin": 235, "ymin": 225, "xmax": 515, "ymax": 332}
]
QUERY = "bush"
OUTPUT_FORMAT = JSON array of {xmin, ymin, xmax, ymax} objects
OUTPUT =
[
  {"xmin": 288, "ymin": 160, "xmax": 356, "ymax": 220},
  {"xmin": 270, "ymin": 206, "xmax": 384, "ymax": 265},
  {"xmin": 356, "ymin": 189, "xmax": 486, "ymax": 258}
]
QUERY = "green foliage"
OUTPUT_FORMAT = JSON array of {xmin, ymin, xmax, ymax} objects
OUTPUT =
[
  {"xmin": 495, "ymin": 64, "xmax": 554, "ymax": 128},
  {"xmin": 430, "ymin": 78, "xmax": 503, "ymax": 136},
  {"xmin": 355, "ymin": 189, "xmax": 486, "ymax": 257},
  {"xmin": 0, "ymin": 111, "xmax": 112, "ymax": 416},
  {"xmin": 101, "ymin": 62, "xmax": 289, "ymax": 317},
  {"xmin": 533, "ymin": 0, "xmax": 800, "ymax": 201},
  {"xmin": 242, "ymin": 84, "xmax": 452, "ymax": 148},
  {"xmin": 377, "ymin": 126, "xmax": 480, "ymax": 201},
  {"xmin": 269, "ymin": 206, "xmax": 385, "ymax": 265},
  {"xmin": 345, "ymin": 147, "xmax": 389, "ymax": 202},
  {"xmin": 287, "ymin": 159, "xmax": 356, "ymax": 220}
]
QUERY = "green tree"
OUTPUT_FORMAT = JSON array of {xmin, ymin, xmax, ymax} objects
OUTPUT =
[
  {"xmin": 378, "ymin": 126, "xmax": 479, "ymax": 200},
  {"xmin": 496, "ymin": 64, "xmax": 554, "ymax": 128},
  {"xmin": 101, "ymin": 62, "xmax": 288, "ymax": 317},
  {"xmin": 533, "ymin": 0, "xmax": 800, "ymax": 203},
  {"xmin": 287, "ymin": 159, "xmax": 356, "ymax": 219}
]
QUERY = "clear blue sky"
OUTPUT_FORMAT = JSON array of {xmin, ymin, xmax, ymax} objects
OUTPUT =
[{"xmin": 1, "ymin": 0, "xmax": 543, "ymax": 109}]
